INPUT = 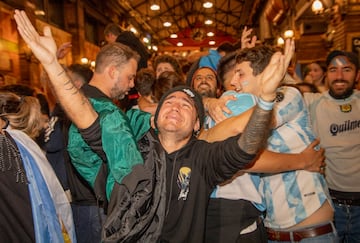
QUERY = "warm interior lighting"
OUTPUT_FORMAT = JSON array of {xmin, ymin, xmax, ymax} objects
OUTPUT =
[
  {"xmin": 130, "ymin": 27, "xmax": 137, "ymax": 34},
  {"xmin": 284, "ymin": 29, "xmax": 294, "ymax": 38},
  {"xmin": 205, "ymin": 19, "xmax": 213, "ymax": 25},
  {"xmin": 152, "ymin": 45, "xmax": 158, "ymax": 51},
  {"xmin": 150, "ymin": 3, "xmax": 160, "ymax": 11},
  {"xmin": 203, "ymin": 1, "xmax": 213, "ymax": 8},
  {"xmin": 163, "ymin": 21, "xmax": 172, "ymax": 27},
  {"xmin": 143, "ymin": 37, "xmax": 149, "ymax": 43},
  {"xmin": 177, "ymin": 42, "xmax": 183, "ymax": 47},
  {"xmin": 90, "ymin": 61, "xmax": 96, "ymax": 68},
  {"xmin": 277, "ymin": 37, "xmax": 285, "ymax": 46},
  {"xmin": 170, "ymin": 33, "xmax": 178, "ymax": 38},
  {"xmin": 207, "ymin": 32, "xmax": 214, "ymax": 37},
  {"xmin": 209, "ymin": 40, "xmax": 216, "ymax": 45},
  {"xmin": 34, "ymin": 10, "xmax": 45, "ymax": 16},
  {"xmin": 312, "ymin": 0, "xmax": 324, "ymax": 14},
  {"xmin": 81, "ymin": 57, "xmax": 89, "ymax": 64}
]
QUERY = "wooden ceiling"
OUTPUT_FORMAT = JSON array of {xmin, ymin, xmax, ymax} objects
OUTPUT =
[{"xmin": 106, "ymin": 0, "xmax": 265, "ymax": 48}]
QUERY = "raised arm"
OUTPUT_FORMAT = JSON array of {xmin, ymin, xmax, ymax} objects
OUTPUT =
[
  {"xmin": 199, "ymin": 106, "xmax": 325, "ymax": 173},
  {"xmin": 241, "ymin": 26, "xmax": 257, "ymax": 49},
  {"xmin": 14, "ymin": 10, "xmax": 97, "ymax": 129},
  {"xmin": 198, "ymin": 107, "xmax": 254, "ymax": 141},
  {"xmin": 237, "ymin": 39, "xmax": 295, "ymax": 155}
]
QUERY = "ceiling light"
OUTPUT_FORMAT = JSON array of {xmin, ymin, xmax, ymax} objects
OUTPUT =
[
  {"xmin": 81, "ymin": 57, "xmax": 89, "ymax": 64},
  {"xmin": 284, "ymin": 29, "xmax": 294, "ymax": 39},
  {"xmin": 130, "ymin": 27, "xmax": 137, "ymax": 34},
  {"xmin": 177, "ymin": 42, "xmax": 183, "ymax": 47},
  {"xmin": 163, "ymin": 21, "xmax": 172, "ymax": 27},
  {"xmin": 143, "ymin": 37, "xmax": 149, "ymax": 43},
  {"xmin": 277, "ymin": 37, "xmax": 285, "ymax": 46},
  {"xmin": 90, "ymin": 61, "xmax": 96, "ymax": 68},
  {"xmin": 209, "ymin": 40, "xmax": 216, "ymax": 45},
  {"xmin": 152, "ymin": 45, "xmax": 158, "ymax": 51},
  {"xmin": 203, "ymin": 1, "xmax": 213, "ymax": 8},
  {"xmin": 150, "ymin": 3, "xmax": 160, "ymax": 11},
  {"xmin": 312, "ymin": 0, "xmax": 324, "ymax": 14},
  {"xmin": 170, "ymin": 33, "xmax": 178, "ymax": 38},
  {"xmin": 34, "ymin": 9, "xmax": 45, "ymax": 16},
  {"xmin": 207, "ymin": 32, "xmax": 214, "ymax": 37},
  {"xmin": 205, "ymin": 19, "xmax": 213, "ymax": 25}
]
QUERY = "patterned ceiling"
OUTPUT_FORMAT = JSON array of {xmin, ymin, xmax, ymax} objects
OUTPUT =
[{"xmin": 107, "ymin": 0, "xmax": 265, "ymax": 48}]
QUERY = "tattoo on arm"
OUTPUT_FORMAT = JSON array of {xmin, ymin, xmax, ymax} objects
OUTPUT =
[
  {"xmin": 57, "ymin": 70, "xmax": 65, "ymax": 76},
  {"xmin": 238, "ymin": 106, "xmax": 272, "ymax": 154}
]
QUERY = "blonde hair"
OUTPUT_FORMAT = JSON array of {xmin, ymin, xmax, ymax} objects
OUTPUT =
[{"xmin": 0, "ymin": 92, "xmax": 42, "ymax": 139}]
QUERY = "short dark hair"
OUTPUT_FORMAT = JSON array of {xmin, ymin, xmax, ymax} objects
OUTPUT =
[
  {"xmin": 153, "ymin": 71, "xmax": 184, "ymax": 103},
  {"xmin": 217, "ymin": 51, "xmax": 237, "ymax": 85},
  {"xmin": 235, "ymin": 45, "xmax": 275, "ymax": 76},
  {"xmin": 67, "ymin": 64, "xmax": 93, "ymax": 83},
  {"xmin": 217, "ymin": 42, "xmax": 236, "ymax": 54},
  {"xmin": 326, "ymin": 50, "xmax": 359, "ymax": 72},
  {"xmin": 135, "ymin": 68, "xmax": 156, "ymax": 96},
  {"xmin": 153, "ymin": 54, "xmax": 183, "ymax": 76},
  {"xmin": 104, "ymin": 23, "xmax": 122, "ymax": 36}
]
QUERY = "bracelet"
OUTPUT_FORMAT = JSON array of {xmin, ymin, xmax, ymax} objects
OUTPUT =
[{"xmin": 258, "ymin": 97, "xmax": 274, "ymax": 111}]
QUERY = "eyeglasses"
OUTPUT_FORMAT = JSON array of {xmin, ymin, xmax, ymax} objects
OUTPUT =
[{"xmin": 193, "ymin": 75, "xmax": 216, "ymax": 82}]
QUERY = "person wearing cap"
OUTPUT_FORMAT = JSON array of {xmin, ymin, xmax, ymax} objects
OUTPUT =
[
  {"xmin": 303, "ymin": 50, "xmax": 360, "ymax": 242},
  {"xmin": 14, "ymin": 10, "xmax": 294, "ymax": 242}
]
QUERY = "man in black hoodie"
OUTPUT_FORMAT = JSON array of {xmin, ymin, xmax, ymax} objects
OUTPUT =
[{"xmin": 15, "ymin": 10, "xmax": 294, "ymax": 242}]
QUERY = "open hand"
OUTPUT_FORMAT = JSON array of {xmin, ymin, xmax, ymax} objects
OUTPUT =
[
  {"xmin": 14, "ymin": 10, "xmax": 58, "ymax": 66},
  {"xmin": 241, "ymin": 26, "xmax": 257, "ymax": 49},
  {"xmin": 259, "ymin": 39, "xmax": 295, "ymax": 101}
]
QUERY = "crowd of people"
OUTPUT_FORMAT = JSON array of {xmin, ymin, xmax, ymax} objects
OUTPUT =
[{"xmin": 0, "ymin": 9, "xmax": 359, "ymax": 243}]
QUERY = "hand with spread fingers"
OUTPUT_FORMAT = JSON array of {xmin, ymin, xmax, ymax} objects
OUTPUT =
[
  {"xmin": 14, "ymin": 9, "xmax": 98, "ymax": 130},
  {"xmin": 241, "ymin": 26, "xmax": 257, "ymax": 49},
  {"xmin": 14, "ymin": 10, "xmax": 58, "ymax": 66},
  {"xmin": 259, "ymin": 39, "xmax": 295, "ymax": 102}
]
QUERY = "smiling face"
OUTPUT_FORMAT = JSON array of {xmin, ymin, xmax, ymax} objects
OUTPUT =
[
  {"xmin": 230, "ymin": 61, "xmax": 259, "ymax": 95},
  {"xmin": 327, "ymin": 56, "xmax": 359, "ymax": 99},
  {"xmin": 192, "ymin": 68, "xmax": 218, "ymax": 98},
  {"xmin": 156, "ymin": 91, "xmax": 199, "ymax": 137},
  {"xmin": 110, "ymin": 58, "xmax": 137, "ymax": 99}
]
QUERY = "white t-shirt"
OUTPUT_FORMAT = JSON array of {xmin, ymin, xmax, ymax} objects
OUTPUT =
[{"xmin": 304, "ymin": 90, "xmax": 360, "ymax": 192}]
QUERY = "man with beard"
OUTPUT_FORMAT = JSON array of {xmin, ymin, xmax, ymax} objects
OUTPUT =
[
  {"xmin": 304, "ymin": 50, "xmax": 360, "ymax": 242},
  {"xmin": 188, "ymin": 66, "xmax": 237, "ymax": 126},
  {"xmin": 191, "ymin": 67, "xmax": 221, "ymax": 98}
]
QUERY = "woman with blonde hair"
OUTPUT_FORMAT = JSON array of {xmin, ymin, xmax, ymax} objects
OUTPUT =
[{"xmin": 0, "ymin": 91, "xmax": 76, "ymax": 243}]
